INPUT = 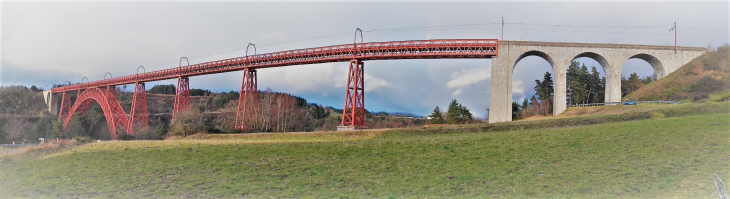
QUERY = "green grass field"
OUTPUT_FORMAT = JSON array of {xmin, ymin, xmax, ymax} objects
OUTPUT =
[{"xmin": 1, "ymin": 104, "xmax": 729, "ymax": 198}]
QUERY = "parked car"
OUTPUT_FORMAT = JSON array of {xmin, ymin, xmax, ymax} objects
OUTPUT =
[{"xmin": 624, "ymin": 100, "xmax": 637, "ymax": 105}]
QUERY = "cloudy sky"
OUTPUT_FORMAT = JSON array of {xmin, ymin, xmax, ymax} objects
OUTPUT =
[{"xmin": 2, "ymin": 1, "xmax": 728, "ymax": 117}]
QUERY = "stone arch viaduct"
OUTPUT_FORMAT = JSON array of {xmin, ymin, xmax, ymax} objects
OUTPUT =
[{"xmin": 488, "ymin": 41, "xmax": 706, "ymax": 123}]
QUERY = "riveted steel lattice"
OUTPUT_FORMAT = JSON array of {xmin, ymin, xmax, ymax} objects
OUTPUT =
[
  {"xmin": 172, "ymin": 76, "xmax": 190, "ymax": 122},
  {"xmin": 63, "ymin": 87, "xmax": 130, "ymax": 140},
  {"xmin": 58, "ymin": 91, "xmax": 72, "ymax": 121},
  {"xmin": 340, "ymin": 59, "xmax": 365, "ymax": 128},
  {"xmin": 51, "ymin": 39, "xmax": 499, "ymax": 136},
  {"xmin": 235, "ymin": 68, "xmax": 257, "ymax": 131},
  {"xmin": 129, "ymin": 82, "xmax": 148, "ymax": 135},
  {"xmin": 51, "ymin": 40, "xmax": 498, "ymax": 93}
]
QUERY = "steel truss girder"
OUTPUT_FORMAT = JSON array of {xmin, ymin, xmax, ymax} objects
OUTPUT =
[
  {"xmin": 235, "ymin": 68, "xmax": 258, "ymax": 131},
  {"xmin": 341, "ymin": 59, "xmax": 365, "ymax": 127},
  {"xmin": 173, "ymin": 76, "xmax": 190, "ymax": 121},
  {"xmin": 51, "ymin": 39, "xmax": 498, "ymax": 93},
  {"xmin": 63, "ymin": 87, "xmax": 130, "ymax": 140}
]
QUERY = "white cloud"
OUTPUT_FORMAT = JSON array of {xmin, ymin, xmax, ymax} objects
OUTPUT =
[
  {"xmin": 452, "ymin": 88, "xmax": 464, "ymax": 96},
  {"xmin": 333, "ymin": 71, "xmax": 392, "ymax": 92},
  {"xmin": 512, "ymin": 79, "xmax": 525, "ymax": 95},
  {"xmin": 364, "ymin": 73, "xmax": 392, "ymax": 92},
  {"xmin": 446, "ymin": 67, "xmax": 490, "ymax": 88},
  {"xmin": 260, "ymin": 63, "xmax": 340, "ymax": 93}
]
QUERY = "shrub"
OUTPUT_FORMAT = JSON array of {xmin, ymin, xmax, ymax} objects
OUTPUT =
[
  {"xmin": 73, "ymin": 136, "xmax": 92, "ymax": 143},
  {"xmin": 691, "ymin": 94, "xmax": 709, "ymax": 102},
  {"xmin": 169, "ymin": 107, "xmax": 204, "ymax": 137}
]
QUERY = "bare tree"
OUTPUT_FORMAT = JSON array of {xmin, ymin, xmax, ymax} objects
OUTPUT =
[{"xmin": 170, "ymin": 106, "xmax": 204, "ymax": 136}]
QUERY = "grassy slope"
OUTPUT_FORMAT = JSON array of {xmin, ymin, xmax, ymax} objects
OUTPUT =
[
  {"xmin": 624, "ymin": 46, "xmax": 730, "ymax": 102},
  {"xmin": 1, "ymin": 103, "xmax": 729, "ymax": 198}
]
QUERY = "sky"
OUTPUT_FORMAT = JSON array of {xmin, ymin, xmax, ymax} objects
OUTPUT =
[{"xmin": 2, "ymin": 1, "xmax": 728, "ymax": 118}]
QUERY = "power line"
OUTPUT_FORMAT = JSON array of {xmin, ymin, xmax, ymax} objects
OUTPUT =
[
  {"xmin": 85, "ymin": 22, "xmax": 725, "ymax": 82},
  {"xmin": 677, "ymin": 26, "xmax": 726, "ymax": 32}
]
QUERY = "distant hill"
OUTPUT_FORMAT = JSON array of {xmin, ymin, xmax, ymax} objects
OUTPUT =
[
  {"xmin": 624, "ymin": 45, "xmax": 730, "ymax": 102},
  {"xmin": 0, "ymin": 86, "xmax": 46, "ymax": 116}
]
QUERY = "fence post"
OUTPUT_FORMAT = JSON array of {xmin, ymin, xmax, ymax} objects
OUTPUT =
[{"xmin": 714, "ymin": 174, "xmax": 729, "ymax": 199}]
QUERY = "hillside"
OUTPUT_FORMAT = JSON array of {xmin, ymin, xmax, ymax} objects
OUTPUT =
[
  {"xmin": 2, "ymin": 103, "xmax": 729, "ymax": 198},
  {"xmin": 624, "ymin": 45, "xmax": 730, "ymax": 102},
  {"xmin": 0, "ymin": 86, "xmax": 429, "ymax": 143},
  {"xmin": 0, "ymin": 86, "xmax": 46, "ymax": 116}
]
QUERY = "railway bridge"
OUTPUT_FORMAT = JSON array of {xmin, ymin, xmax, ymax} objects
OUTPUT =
[{"xmin": 41, "ymin": 34, "xmax": 706, "ymax": 139}]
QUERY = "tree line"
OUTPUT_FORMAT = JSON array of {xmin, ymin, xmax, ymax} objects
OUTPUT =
[
  {"xmin": 513, "ymin": 61, "xmax": 655, "ymax": 120},
  {"xmin": 621, "ymin": 72, "xmax": 654, "ymax": 97},
  {"xmin": 428, "ymin": 99, "xmax": 474, "ymax": 124}
]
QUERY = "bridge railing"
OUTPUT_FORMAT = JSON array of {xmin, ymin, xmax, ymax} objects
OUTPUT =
[
  {"xmin": 569, "ymin": 100, "xmax": 685, "ymax": 107},
  {"xmin": 51, "ymin": 39, "xmax": 497, "ymax": 93}
]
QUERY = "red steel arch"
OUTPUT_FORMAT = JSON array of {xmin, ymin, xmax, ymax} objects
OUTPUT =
[{"xmin": 63, "ymin": 87, "xmax": 131, "ymax": 139}]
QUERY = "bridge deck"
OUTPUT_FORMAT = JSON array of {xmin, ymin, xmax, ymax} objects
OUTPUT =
[
  {"xmin": 52, "ymin": 39, "xmax": 498, "ymax": 93},
  {"xmin": 502, "ymin": 40, "xmax": 707, "ymax": 51}
]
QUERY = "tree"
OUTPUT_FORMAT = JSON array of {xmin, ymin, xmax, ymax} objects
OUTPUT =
[
  {"xmin": 534, "ymin": 72, "xmax": 554, "ymax": 116},
  {"xmin": 521, "ymin": 98, "xmax": 529, "ymax": 111},
  {"xmin": 567, "ymin": 61, "xmax": 582, "ymax": 105},
  {"xmin": 148, "ymin": 84, "xmax": 176, "ymax": 95},
  {"xmin": 446, "ymin": 99, "xmax": 461, "ymax": 124},
  {"xmin": 444, "ymin": 99, "xmax": 474, "ymax": 124},
  {"xmin": 30, "ymin": 85, "xmax": 42, "ymax": 92},
  {"xmin": 566, "ymin": 61, "xmax": 606, "ymax": 104},
  {"xmin": 170, "ymin": 106, "xmax": 204, "ymax": 136},
  {"xmin": 155, "ymin": 123, "xmax": 168, "ymax": 137},
  {"xmin": 0, "ymin": 120, "xmax": 6, "ymax": 144},
  {"xmin": 628, "ymin": 72, "xmax": 641, "ymax": 94},
  {"xmin": 522, "ymin": 95, "xmax": 540, "ymax": 118},
  {"xmin": 429, "ymin": 106, "xmax": 445, "ymax": 124},
  {"xmin": 512, "ymin": 101, "xmax": 522, "ymax": 120},
  {"xmin": 309, "ymin": 104, "xmax": 329, "ymax": 120},
  {"xmin": 589, "ymin": 66, "xmax": 604, "ymax": 103},
  {"xmin": 458, "ymin": 105, "xmax": 473, "ymax": 122},
  {"xmin": 190, "ymin": 88, "xmax": 212, "ymax": 96}
]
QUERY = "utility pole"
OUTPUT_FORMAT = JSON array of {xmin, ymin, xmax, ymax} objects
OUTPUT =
[
  {"xmin": 669, "ymin": 21, "xmax": 677, "ymax": 53},
  {"xmin": 501, "ymin": 16, "xmax": 504, "ymax": 40}
]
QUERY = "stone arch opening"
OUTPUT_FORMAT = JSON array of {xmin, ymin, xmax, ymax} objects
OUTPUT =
[
  {"xmin": 514, "ymin": 50, "xmax": 555, "ymax": 70},
  {"xmin": 620, "ymin": 54, "xmax": 663, "ymax": 99},
  {"xmin": 566, "ymin": 52, "xmax": 609, "ymax": 105},
  {"xmin": 627, "ymin": 54, "xmax": 665, "ymax": 79},
  {"xmin": 512, "ymin": 50, "xmax": 555, "ymax": 119}
]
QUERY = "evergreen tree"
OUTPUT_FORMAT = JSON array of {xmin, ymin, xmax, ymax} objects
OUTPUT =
[
  {"xmin": 528, "ymin": 95, "xmax": 539, "ymax": 117},
  {"xmin": 589, "ymin": 66, "xmax": 603, "ymax": 103},
  {"xmin": 521, "ymin": 98, "xmax": 529, "ymax": 111},
  {"xmin": 534, "ymin": 72, "xmax": 554, "ymax": 115},
  {"xmin": 458, "ymin": 105, "xmax": 472, "ymax": 122},
  {"xmin": 429, "ymin": 106, "xmax": 445, "ymax": 124},
  {"xmin": 446, "ymin": 99, "xmax": 461, "ymax": 124},
  {"xmin": 148, "ymin": 84, "xmax": 176, "ymax": 94},
  {"xmin": 512, "ymin": 101, "xmax": 522, "ymax": 120},
  {"xmin": 578, "ymin": 64, "xmax": 591, "ymax": 104},
  {"xmin": 0, "ymin": 120, "xmax": 6, "ymax": 144},
  {"xmin": 628, "ymin": 72, "xmax": 641, "ymax": 94},
  {"xmin": 566, "ymin": 61, "xmax": 605, "ymax": 104},
  {"xmin": 599, "ymin": 77, "xmax": 606, "ymax": 102}
]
